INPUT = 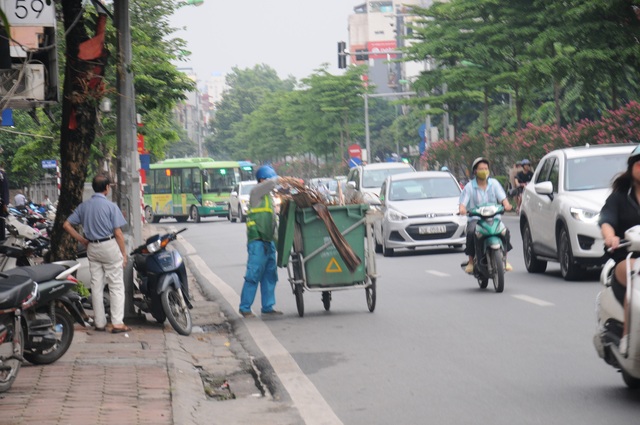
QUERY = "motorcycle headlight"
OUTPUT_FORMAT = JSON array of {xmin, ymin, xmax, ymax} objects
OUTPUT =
[
  {"xmin": 146, "ymin": 239, "xmax": 162, "ymax": 253},
  {"xmin": 570, "ymin": 207, "xmax": 599, "ymax": 223},
  {"xmin": 387, "ymin": 209, "xmax": 407, "ymax": 222}
]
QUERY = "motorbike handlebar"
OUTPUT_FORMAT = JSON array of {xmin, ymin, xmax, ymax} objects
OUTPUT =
[{"xmin": 607, "ymin": 240, "xmax": 631, "ymax": 253}]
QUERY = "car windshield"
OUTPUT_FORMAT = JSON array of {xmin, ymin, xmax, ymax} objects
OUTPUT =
[
  {"xmin": 240, "ymin": 183, "xmax": 256, "ymax": 195},
  {"xmin": 362, "ymin": 167, "xmax": 411, "ymax": 188},
  {"xmin": 565, "ymin": 154, "xmax": 628, "ymax": 191},
  {"xmin": 389, "ymin": 177, "xmax": 461, "ymax": 201}
]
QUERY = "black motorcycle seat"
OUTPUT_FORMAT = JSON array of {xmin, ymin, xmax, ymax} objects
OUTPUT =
[
  {"xmin": 0, "ymin": 275, "xmax": 34, "ymax": 310},
  {"xmin": 3, "ymin": 264, "xmax": 67, "ymax": 283},
  {"xmin": 0, "ymin": 244, "xmax": 26, "ymax": 257}
]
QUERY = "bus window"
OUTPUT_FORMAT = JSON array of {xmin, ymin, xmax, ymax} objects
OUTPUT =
[
  {"xmin": 156, "ymin": 170, "xmax": 171, "ymax": 194},
  {"xmin": 145, "ymin": 170, "xmax": 156, "ymax": 194}
]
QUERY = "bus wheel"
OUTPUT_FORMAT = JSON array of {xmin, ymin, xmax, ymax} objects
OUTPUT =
[
  {"xmin": 190, "ymin": 205, "xmax": 201, "ymax": 223},
  {"xmin": 145, "ymin": 206, "xmax": 159, "ymax": 224}
]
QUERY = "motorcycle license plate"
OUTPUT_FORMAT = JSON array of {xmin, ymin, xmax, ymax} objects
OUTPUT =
[{"xmin": 419, "ymin": 225, "xmax": 447, "ymax": 234}]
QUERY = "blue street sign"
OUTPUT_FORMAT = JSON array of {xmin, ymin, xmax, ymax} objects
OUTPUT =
[
  {"xmin": 348, "ymin": 157, "xmax": 362, "ymax": 168},
  {"xmin": 41, "ymin": 159, "xmax": 57, "ymax": 169}
]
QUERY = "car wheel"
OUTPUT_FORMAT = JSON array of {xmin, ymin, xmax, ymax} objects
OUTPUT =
[
  {"xmin": 382, "ymin": 238, "xmax": 394, "ymax": 257},
  {"xmin": 374, "ymin": 232, "xmax": 383, "ymax": 254},
  {"xmin": 239, "ymin": 204, "xmax": 246, "ymax": 223},
  {"xmin": 558, "ymin": 226, "xmax": 584, "ymax": 281},
  {"xmin": 522, "ymin": 222, "xmax": 547, "ymax": 273},
  {"xmin": 228, "ymin": 204, "xmax": 236, "ymax": 222}
]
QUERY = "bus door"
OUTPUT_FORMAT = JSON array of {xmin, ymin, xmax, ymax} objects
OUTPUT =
[{"xmin": 171, "ymin": 169, "xmax": 187, "ymax": 215}]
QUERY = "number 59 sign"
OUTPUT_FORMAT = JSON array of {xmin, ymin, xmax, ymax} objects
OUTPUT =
[{"xmin": 0, "ymin": 0, "xmax": 56, "ymax": 26}]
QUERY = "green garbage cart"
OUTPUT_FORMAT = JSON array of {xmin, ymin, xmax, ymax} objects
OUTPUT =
[{"xmin": 277, "ymin": 202, "xmax": 379, "ymax": 317}]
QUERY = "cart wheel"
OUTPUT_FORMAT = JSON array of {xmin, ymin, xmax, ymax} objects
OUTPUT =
[
  {"xmin": 322, "ymin": 291, "xmax": 331, "ymax": 311},
  {"xmin": 294, "ymin": 285, "xmax": 304, "ymax": 317},
  {"xmin": 366, "ymin": 278, "xmax": 377, "ymax": 312}
]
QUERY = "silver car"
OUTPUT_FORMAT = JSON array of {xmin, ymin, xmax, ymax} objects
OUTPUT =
[
  {"xmin": 520, "ymin": 144, "xmax": 635, "ymax": 280},
  {"xmin": 228, "ymin": 180, "xmax": 257, "ymax": 223},
  {"xmin": 374, "ymin": 171, "xmax": 467, "ymax": 256}
]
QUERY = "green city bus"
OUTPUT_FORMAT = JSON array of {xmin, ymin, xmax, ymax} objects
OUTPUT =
[{"xmin": 143, "ymin": 158, "xmax": 242, "ymax": 223}]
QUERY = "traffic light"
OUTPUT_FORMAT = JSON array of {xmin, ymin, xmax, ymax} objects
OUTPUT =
[{"xmin": 338, "ymin": 41, "xmax": 347, "ymax": 69}]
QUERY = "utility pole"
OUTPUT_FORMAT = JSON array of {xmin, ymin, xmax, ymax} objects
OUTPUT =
[
  {"xmin": 114, "ymin": 1, "xmax": 142, "ymax": 248},
  {"xmin": 115, "ymin": 1, "xmax": 142, "ymax": 319}
]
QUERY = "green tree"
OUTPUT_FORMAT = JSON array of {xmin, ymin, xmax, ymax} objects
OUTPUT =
[{"xmin": 207, "ymin": 64, "xmax": 296, "ymax": 159}]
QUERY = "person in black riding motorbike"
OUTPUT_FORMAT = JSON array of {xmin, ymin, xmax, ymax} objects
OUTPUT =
[
  {"xmin": 459, "ymin": 157, "xmax": 513, "ymax": 274},
  {"xmin": 599, "ymin": 144, "xmax": 640, "ymax": 356}
]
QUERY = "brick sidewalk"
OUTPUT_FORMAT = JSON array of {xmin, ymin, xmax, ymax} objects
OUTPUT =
[{"xmin": 0, "ymin": 321, "xmax": 173, "ymax": 425}]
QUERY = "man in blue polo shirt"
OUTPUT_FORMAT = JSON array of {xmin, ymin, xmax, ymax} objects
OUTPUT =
[
  {"xmin": 63, "ymin": 173, "xmax": 130, "ymax": 333},
  {"xmin": 459, "ymin": 157, "xmax": 513, "ymax": 274}
]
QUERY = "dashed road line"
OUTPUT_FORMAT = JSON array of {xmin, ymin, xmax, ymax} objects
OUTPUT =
[
  {"xmin": 426, "ymin": 270, "xmax": 450, "ymax": 277},
  {"xmin": 512, "ymin": 294, "xmax": 554, "ymax": 307}
]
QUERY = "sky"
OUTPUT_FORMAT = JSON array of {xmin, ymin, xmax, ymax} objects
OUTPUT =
[{"xmin": 169, "ymin": 0, "xmax": 358, "ymax": 84}]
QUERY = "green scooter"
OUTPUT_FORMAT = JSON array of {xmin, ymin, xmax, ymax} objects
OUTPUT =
[{"xmin": 464, "ymin": 204, "xmax": 508, "ymax": 293}]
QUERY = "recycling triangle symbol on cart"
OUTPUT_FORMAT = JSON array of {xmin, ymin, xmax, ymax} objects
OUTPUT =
[{"xmin": 325, "ymin": 257, "xmax": 343, "ymax": 273}]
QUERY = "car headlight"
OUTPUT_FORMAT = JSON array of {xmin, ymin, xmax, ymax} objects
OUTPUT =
[
  {"xmin": 570, "ymin": 207, "xmax": 599, "ymax": 223},
  {"xmin": 204, "ymin": 200, "xmax": 214, "ymax": 207},
  {"xmin": 387, "ymin": 209, "xmax": 407, "ymax": 222}
]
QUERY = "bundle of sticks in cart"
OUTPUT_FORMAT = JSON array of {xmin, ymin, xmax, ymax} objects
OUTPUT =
[{"xmin": 276, "ymin": 177, "xmax": 362, "ymax": 272}]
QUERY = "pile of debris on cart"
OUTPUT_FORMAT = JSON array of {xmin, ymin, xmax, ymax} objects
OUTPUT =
[{"xmin": 277, "ymin": 177, "xmax": 363, "ymax": 272}]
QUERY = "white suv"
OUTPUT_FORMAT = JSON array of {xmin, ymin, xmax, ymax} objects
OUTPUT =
[
  {"xmin": 346, "ymin": 162, "xmax": 415, "ymax": 207},
  {"xmin": 520, "ymin": 144, "xmax": 635, "ymax": 280}
]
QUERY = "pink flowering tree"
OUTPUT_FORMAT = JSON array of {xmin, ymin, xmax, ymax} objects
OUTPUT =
[{"xmin": 422, "ymin": 101, "xmax": 640, "ymax": 176}]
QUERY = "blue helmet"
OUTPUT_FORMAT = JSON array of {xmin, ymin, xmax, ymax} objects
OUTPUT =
[
  {"xmin": 440, "ymin": 166, "xmax": 449, "ymax": 172},
  {"xmin": 255, "ymin": 165, "xmax": 277, "ymax": 181}
]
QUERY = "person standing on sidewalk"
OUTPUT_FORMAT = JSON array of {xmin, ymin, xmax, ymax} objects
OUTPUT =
[
  {"xmin": 0, "ymin": 166, "xmax": 9, "ymax": 241},
  {"xmin": 239, "ymin": 165, "xmax": 283, "ymax": 318},
  {"xmin": 63, "ymin": 173, "xmax": 131, "ymax": 333}
]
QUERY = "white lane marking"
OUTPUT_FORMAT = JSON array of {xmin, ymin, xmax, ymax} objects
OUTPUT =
[
  {"xmin": 512, "ymin": 294, "xmax": 555, "ymax": 307},
  {"xmin": 426, "ymin": 270, "xmax": 450, "ymax": 277},
  {"xmin": 181, "ymin": 242, "xmax": 343, "ymax": 425}
]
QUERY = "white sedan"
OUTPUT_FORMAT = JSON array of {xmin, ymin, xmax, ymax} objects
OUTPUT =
[
  {"xmin": 228, "ymin": 180, "xmax": 257, "ymax": 223},
  {"xmin": 374, "ymin": 171, "xmax": 467, "ymax": 257}
]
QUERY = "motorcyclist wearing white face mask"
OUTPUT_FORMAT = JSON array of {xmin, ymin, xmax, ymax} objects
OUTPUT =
[{"xmin": 459, "ymin": 157, "xmax": 514, "ymax": 274}]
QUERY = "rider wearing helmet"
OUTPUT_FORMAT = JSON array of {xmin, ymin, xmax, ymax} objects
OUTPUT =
[
  {"xmin": 239, "ymin": 165, "xmax": 284, "ymax": 317},
  {"xmin": 459, "ymin": 157, "xmax": 514, "ymax": 274},
  {"xmin": 515, "ymin": 159, "xmax": 534, "ymax": 213},
  {"xmin": 599, "ymin": 144, "xmax": 640, "ymax": 355}
]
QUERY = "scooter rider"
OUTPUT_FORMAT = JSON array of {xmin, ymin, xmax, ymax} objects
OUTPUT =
[
  {"xmin": 459, "ymin": 157, "xmax": 513, "ymax": 274},
  {"xmin": 599, "ymin": 144, "xmax": 640, "ymax": 355}
]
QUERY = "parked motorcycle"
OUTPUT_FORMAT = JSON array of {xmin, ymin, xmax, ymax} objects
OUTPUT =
[
  {"xmin": 3, "ymin": 261, "xmax": 89, "ymax": 364},
  {"xmin": 461, "ymin": 204, "xmax": 508, "ymax": 293},
  {"xmin": 0, "ymin": 273, "xmax": 37, "ymax": 393},
  {"xmin": 130, "ymin": 228, "xmax": 192, "ymax": 335},
  {"xmin": 594, "ymin": 225, "xmax": 640, "ymax": 388}
]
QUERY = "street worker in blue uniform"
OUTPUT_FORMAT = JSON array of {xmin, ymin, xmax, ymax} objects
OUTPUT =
[
  {"xmin": 239, "ymin": 165, "xmax": 283, "ymax": 318},
  {"xmin": 459, "ymin": 157, "xmax": 513, "ymax": 274}
]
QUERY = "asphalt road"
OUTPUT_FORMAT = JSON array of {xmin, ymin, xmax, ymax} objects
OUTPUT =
[{"xmin": 159, "ymin": 214, "xmax": 640, "ymax": 425}]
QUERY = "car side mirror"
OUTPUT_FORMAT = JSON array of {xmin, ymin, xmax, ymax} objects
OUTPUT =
[
  {"xmin": 231, "ymin": 191, "xmax": 238, "ymax": 197},
  {"xmin": 534, "ymin": 181, "xmax": 554, "ymax": 199},
  {"xmin": 347, "ymin": 181, "xmax": 356, "ymax": 189}
]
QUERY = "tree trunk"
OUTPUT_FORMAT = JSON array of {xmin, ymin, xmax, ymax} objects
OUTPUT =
[
  {"xmin": 611, "ymin": 71, "xmax": 618, "ymax": 111},
  {"xmin": 50, "ymin": 3, "xmax": 108, "ymax": 261},
  {"xmin": 515, "ymin": 83, "xmax": 522, "ymax": 130},
  {"xmin": 553, "ymin": 77, "xmax": 562, "ymax": 128},
  {"xmin": 483, "ymin": 88, "xmax": 489, "ymax": 134}
]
